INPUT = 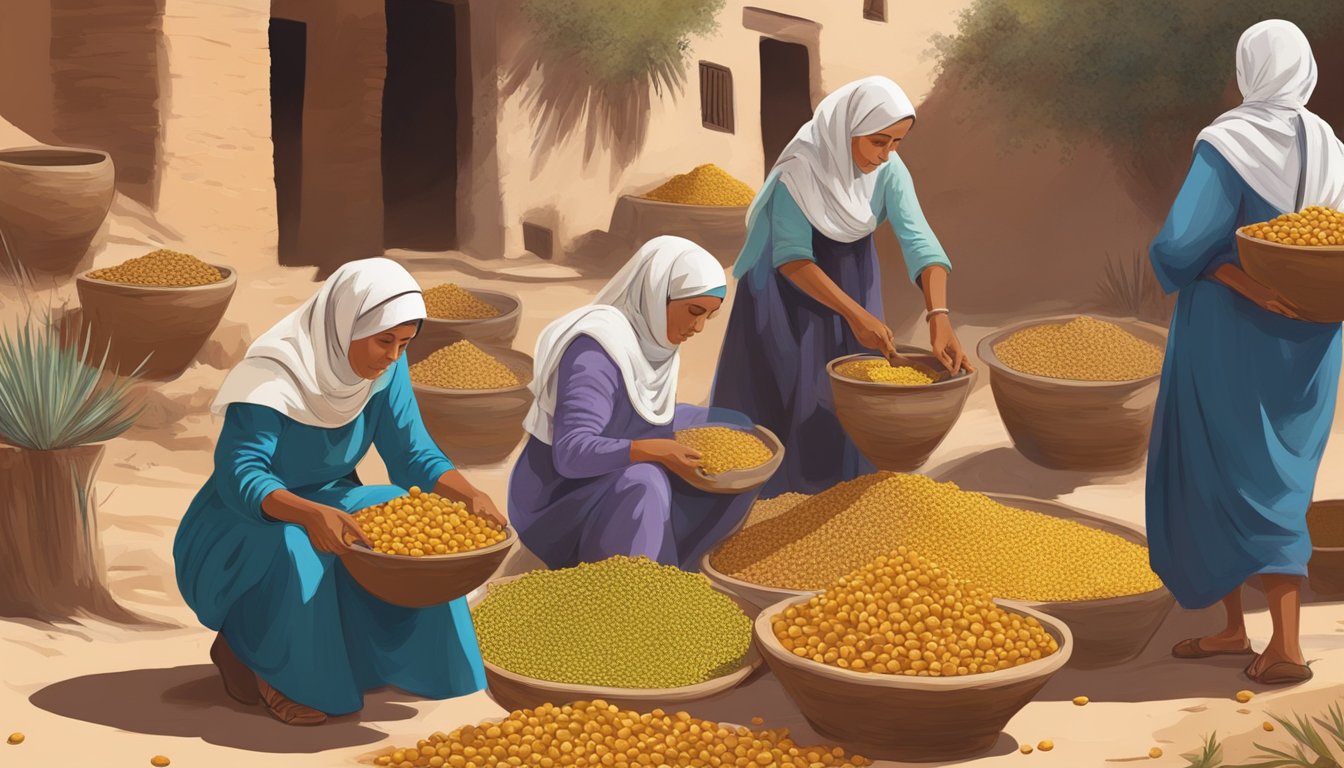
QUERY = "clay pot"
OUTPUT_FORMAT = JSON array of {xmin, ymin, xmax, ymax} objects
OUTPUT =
[
  {"xmin": 609, "ymin": 196, "xmax": 748, "ymax": 268},
  {"xmin": 0, "ymin": 146, "xmax": 115, "ymax": 283},
  {"xmin": 411, "ymin": 289, "xmax": 522, "ymax": 355},
  {"xmin": 412, "ymin": 346, "xmax": 535, "ymax": 466},
  {"xmin": 1237, "ymin": 232, "xmax": 1344, "ymax": 323}
]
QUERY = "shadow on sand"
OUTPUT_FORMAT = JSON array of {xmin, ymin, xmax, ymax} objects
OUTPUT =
[{"xmin": 29, "ymin": 665, "xmax": 419, "ymax": 753}]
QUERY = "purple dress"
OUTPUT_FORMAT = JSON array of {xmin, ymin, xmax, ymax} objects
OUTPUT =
[{"xmin": 508, "ymin": 336, "xmax": 760, "ymax": 571}]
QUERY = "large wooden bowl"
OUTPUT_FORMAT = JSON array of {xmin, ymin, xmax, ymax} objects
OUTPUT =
[
  {"xmin": 755, "ymin": 596, "xmax": 1072, "ymax": 763},
  {"xmin": 75, "ymin": 264, "xmax": 237, "ymax": 380},
  {"xmin": 700, "ymin": 550, "xmax": 816, "ymax": 613},
  {"xmin": 977, "ymin": 315, "xmax": 1168, "ymax": 472},
  {"xmin": 680, "ymin": 425, "xmax": 784, "ymax": 495},
  {"xmin": 411, "ymin": 346, "xmax": 534, "ymax": 467},
  {"xmin": 1308, "ymin": 500, "xmax": 1344, "ymax": 597},
  {"xmin": 982, "ymin": 493, "xmax": 1174, "ymax": 669},
  {"xmin": 609, "ymin": 196, "xmax": 749, "ymax": 269},
  {"xmin": 469, "ymin": 574, "xmax": 762, "ymax": 712},
  {"xmin": 339, "ymin": 527, "xmax": 516, "ymax": 609},
  {"xmin": 828, "ymin": 346, "xmax": 975, "ymax": 472},
  {"xmin": 1237, "ymin": 231, "xmax": 1344, "ymax": 323},
  {"xmin": 412, "ymin": 288, "xmax": 521, "ymax": 355}
]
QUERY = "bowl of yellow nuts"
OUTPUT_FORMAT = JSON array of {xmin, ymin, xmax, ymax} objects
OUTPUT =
[
  {"xmin": 977, "ymin": 315, "xmax": 1168, "ymax": 472},
  {"xmin": 673, "ymin": 424, "xmax": 784, "ymax": 495},
  {"xmin": 828, "ymin": 345, "xmax": 975, "ymax": 472},
  {"xmin": 1237, "ymin": 206, "xmax": 1344, "ymax": 323},
  {"xmin": 408, "ymin": 341, "xmax": 534, "ymax": 467},
  {"xmin": 610, "ymin": 165, "xmax": 756, "ymax": 268},
  {"xmin": 754, "ymin": 546, "xmax": 1072, "ymax": 762},
  {"xmin": 468, "ymin": 557, "xmax": 762, "ymax": 712},
  {"xmin": 339, "ymin": 486, "xmax": 515, "ymax": 608},
  {"xmin": 414, "ymin": 282, "xmax": 521, "ymax": 352},
  {"xmin": 75, "ymin": 249, "xmax": 237, "ymax": 380}
]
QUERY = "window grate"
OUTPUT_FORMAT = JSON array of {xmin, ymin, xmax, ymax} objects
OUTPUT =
[
  {"xmin": 699, "ymin": 62, "xmax": 735, "ymax": 133},
  {"xmin": 863, "ymin": 0, "xmax": 887, "ymax": 22}
]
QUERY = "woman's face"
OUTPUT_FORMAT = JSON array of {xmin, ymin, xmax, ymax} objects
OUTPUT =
[
  {"xmin": 666, "ymin": 296, "xmax": 723, "ymax": 345},
  {"xmin": 851, "ymin": 118, "xmax": 914, "ymax": 174},
  {"xmin": 348, "ymin": 321, "xmax": 419, "ymax": 380}
]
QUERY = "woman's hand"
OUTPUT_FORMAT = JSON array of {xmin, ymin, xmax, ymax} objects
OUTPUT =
[
  {"xmin": 847, "ymin": 310, "xmax": 901, "ymax": 363},
  {"xmin": 928, "ymin": 314, "xmax": 974, "ymax": 373},
  {"xmin": 1212, "ymin": 265, "xmax": 1306, "ymax": 320},
  {"xmin": 433, "ymin": 470, "xmax": 508, "ymax": 527},
  {"xmin": 466, "ymin": 492, "xmax": 507, "ymax": 528},
  {"xmin": 632, "ymin": 439, "xmax": 704, "ymax": 482},
  {"xmin": 302, "ymin": 506, "xmax": 372, "ymax": 554}
]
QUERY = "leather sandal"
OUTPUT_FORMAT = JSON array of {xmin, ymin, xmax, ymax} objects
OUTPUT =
[
  {"xmin": 1246, "ymin": 660, "xmax": 1313, "ymax": 686},
  {"xmin": 210, "ymin": 633, "xmax": 259, "ymax": 705},
  {"xmin": 256, "ymin": 676, "xmax": 328, "ymax": 726},
  {"xmin": 1171, "ymin": 637, "xmax": 1255, "ymax": 659}
]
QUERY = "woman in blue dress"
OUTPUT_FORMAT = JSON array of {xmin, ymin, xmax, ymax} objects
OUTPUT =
[
  {"xmin": 1147, "ymin": 20, "xmax": 1344, "ymax": 686},
  {"xmin": 711, "ymin": 76, "xmax": 972, "ymax": 497},
  {"xmin": 174, "ymin": 258, "xmax": 504, "ymax": 724}
]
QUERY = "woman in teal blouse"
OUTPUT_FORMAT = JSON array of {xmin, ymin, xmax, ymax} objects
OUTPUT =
[{"xmin": 174, "ymin": 258, "xmax": 503, "ymax": 725}]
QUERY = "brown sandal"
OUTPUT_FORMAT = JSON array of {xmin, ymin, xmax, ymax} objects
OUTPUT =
[
  {"xmin": 1246, "ymin": 660, "xmax": 1313, "ymax": 686},
  {"xmin": 256, "ymin": 676, "xmax": 328, "ymax": 726},
  {"xmin": 1171, "ymin": 637, "xmax": 1256, "ymax": 659},
  {"xmin": 210, "ymin": 633, "xmax": 259, "ymax": 705}
]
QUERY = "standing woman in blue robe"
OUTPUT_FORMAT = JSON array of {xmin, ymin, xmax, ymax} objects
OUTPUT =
[
  {"xmin": 174, "ymin": 258, "xmax": 505, "ymax": 724},
  {"xmin": 710, "ymin": 76, "xmax": 972, "ymax": 498},
  {"xmin": 1147, "ymin": 20, "xmax": 1344, "ymax": 686}
]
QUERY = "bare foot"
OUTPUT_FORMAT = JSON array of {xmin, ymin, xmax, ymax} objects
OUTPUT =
[{"xmin": 255, "ymin": 676, "xmax": 328, "ymax": 726}]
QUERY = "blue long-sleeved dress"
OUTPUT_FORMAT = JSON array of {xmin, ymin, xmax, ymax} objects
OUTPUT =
[
  {"xmin": 711, "ymin": 157, "xmax": 952, "ymax": 497},
  {"xmin": 173, "ymin": 356, "xmax": 485, "ymax": 715},
  {"xmin": 1146, "ymin": 141, "xmax": 1342, "ymax": 609}
]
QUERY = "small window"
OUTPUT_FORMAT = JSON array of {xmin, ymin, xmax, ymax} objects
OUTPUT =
[
  {"xmin": 863, "ymin": 0, "xmax": 886, "ymax": 22},
  {"xmin": 523, "ymin": 222, "xmax": 554, "ymax": 260},
  {"xmin": 699, "ymin": 62, "xmax": 735, "ymax": 133}
]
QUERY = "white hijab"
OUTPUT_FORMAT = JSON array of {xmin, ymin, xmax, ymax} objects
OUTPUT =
[
  {"xmin": 524, "ymin": 236, "xmax": 726, "ymax": 445},
  {"xmin": 212, "ymin": 258, "xmax": 427, "ymax": 429},
  {"xmin": 1197, "ymin": 19, "xmax": 1344, "ymax": 212},
  {"xmin": 752, "ymin": 76, "xmax": 916, "ymax": 244}
]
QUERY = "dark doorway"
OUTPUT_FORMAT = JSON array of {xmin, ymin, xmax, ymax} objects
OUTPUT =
[
  {"xmin": 269, "ymin": 18, "xmax": 306, "ymax": 266},
  {"xmin": 382, "ymin": 0, "xmax": 459, "ymax": 251},
  {"xmin": 759, "ymin": 38, "xmax": 812, "ymax": 174}
]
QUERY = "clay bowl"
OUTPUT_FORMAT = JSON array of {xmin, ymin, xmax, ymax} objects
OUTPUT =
[
  {"xmin": 755, "ymin": 596, "xmax": 1072, "ymax": 763},
  {"xmin": 680, "ymin": 425, "xmax": 784, "ymax": 495},
  {"xmin": 340, "ymin": 527, "xmax": 517, "ymax": 609},
  {"xmin": 977, "ymin": 315, "xmax": 1168, "ymax": 472},
  {"xmin": 75, "ymin": 264, "xmax": 237, "ymax": 380},
  {"xmin": 469, "ymin": 574, "xmax": 762, "ymax": 712},
  {"xmin": 413, "ymin": 288, "xmax": 521, "ymax": 352},
  {"xmin": 0, "ymin": 145, "xmax": 115, "ymax": 283},
  {"xmin": 1237, "ymin": 231, "xmax": 1344, "ymax": 323},
  {"xmin": 411, "ymin": 346, "xmax": 534, "ymax": 467},
  {"xmin": 828, "ymin": 346, "xmax": 975, "ymax": 472}
]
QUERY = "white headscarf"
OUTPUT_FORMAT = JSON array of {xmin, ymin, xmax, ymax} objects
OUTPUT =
[
  {"xmin": 524, "ymin": 236, "xmax": 726, "ymax": 445},
  {"xmin": 1197, "ymin": 19, "xmax": 1344, "ymax": 212},
  {"xmin": 212, "ymin": 258, "xmax": 427, "ymax": 429},
  {"xmin": 752, "ymin": 76, "xmax": 916, "ymax": 244}
]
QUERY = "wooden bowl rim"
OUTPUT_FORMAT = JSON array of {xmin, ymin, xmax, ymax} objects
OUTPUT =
[
  {"xmin": 976, "ymin": 314, "xmax": 1167, "ymax": 389},
  {"xmin": 470, "ymin": 572, "xmax": 762, "ymax": 696},
  {"xmin": 409, "ymin": 346, "xmax": 535, "ymax": 395},
  {"xmin": 686, "ymin": 424, "xmax": 785, "ymax": 489},
  {"xmin": 342, "ymin": 525, "xmax": 518, "ymax": 564},
  {"xmin": 75, "ymin": 263, "xmax": 238, "ymax": 294},
  {"xmin": 420, "ymin": 287, "xmax": 522, "ymax": 325},
  {"xmin": 754, "ymin": 595, "xmax": 1073, "ymax": 691},
  {"xmin": 1235, "ymin": 229, "xmax": 1344, "ymax": 256},
  {"xmin": 827, "ymin": 346, "xmax": 975, "ymax": 390},
  {"xmin": 699, "ymin": 550, "xmax": 818, "ymax": 603},
  {"xmin": 0, "ymin": 144, "xmax": 113, "ymax": 168}
]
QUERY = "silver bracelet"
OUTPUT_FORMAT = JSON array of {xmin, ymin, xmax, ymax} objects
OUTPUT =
[{"xmin": 925, "ymin": 308, "xmax": 950, "ymax": 322}]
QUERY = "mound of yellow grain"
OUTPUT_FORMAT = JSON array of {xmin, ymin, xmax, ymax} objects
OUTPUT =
[{"xmin": 641, "ymin": 164, "xmax": 756, "ymax": 206}]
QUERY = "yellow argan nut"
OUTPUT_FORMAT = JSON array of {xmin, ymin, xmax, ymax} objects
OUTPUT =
[
  {"xmin": 151, "ymin": 756, "xmax": 171, "ymax": 767},
  {"xmin": 7, "ymin": 733, "xmax": 24, "ymax": 745},
  {"xmin": 1150, "ymin": 747, "xmax": 1163, "ymax": 758},
  {"xmin": 750, "ymin": 716, "xmax": 764, "ymax": 726},
  {"xmin": 1020, "ymin": 744, "xmax": 1033, "ymax": 754},
  {"xmin": 1037, "ymin": 740, "xmax": 1054, "ymax": 752},
  {"xmin": 1263, "ymin": 721, "xmax": 1274, "ymax": 731},
  {"xmin": 1236, "ymin": 690, "xmax": 1254, "ymax": 703},
  {"xmin": 1073, "ymin": 696, "xmax": 1089, "ymax": 706}
]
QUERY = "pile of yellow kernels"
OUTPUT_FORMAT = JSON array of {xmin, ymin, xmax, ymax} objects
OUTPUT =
[
  {"xmin": 423, "ymin": 283, "xmax": 502, "ymax": 320},
  {"xmin": 712, "ymin": 472, "xmax": 1162, "ymax": 601},
  {"xmin": 993, "ymin": 316, "xmax": 1164, "ymax": 381},
  {"xmin": 87, "ymin": 249, "xmax": 224, "ymax": 287},
  {"xmin": 1241, "ymin": 206, "xmax": 1344, "ymax": 246},
  {"xmin": 744, "ymin": 493, "xmax": 810, "ymax": 528},
  {"xmin": 675, "ymin": 426, "xmax": 773, "ymax": 475},
  {"xmin": 835, "ymin": 358, "xmax": 934, "ymax": 385},
  {"xmin": 641, "ymin": 164, "xmax": 756, "ymax": 207},
  {"xmin": 473, "ymin": 557, "xmax": 751, "ymax": 689},
  {"xmin": 351, "ymin": 486, "xmax": 506, "ymax": 557},
  {"xmin": 773, "ymin": 547, "xmax": 1059, "ymax": 677},
  {"xmin": 409, "ymin": 341, "xmax": 523, "ymax": 390},
  {"xmin": 370, "ymin": 701, "xmax": 870, "ymax": 768}
]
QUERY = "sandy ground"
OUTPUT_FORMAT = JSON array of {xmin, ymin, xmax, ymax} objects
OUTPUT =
[{"xmin": 5, "ymin": 208, "xmax": 1344, "ymax": 768}]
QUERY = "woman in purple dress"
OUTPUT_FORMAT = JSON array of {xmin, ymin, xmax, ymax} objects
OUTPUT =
[
  {"xmin": 711, "ymin": 76, "xmax": 972, "ymax": 497},
  {"xmin": 508, "ymin": 236, "xmax": 759, "ymax": 571}
]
